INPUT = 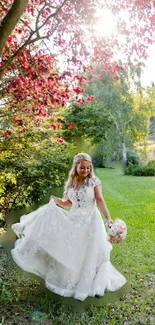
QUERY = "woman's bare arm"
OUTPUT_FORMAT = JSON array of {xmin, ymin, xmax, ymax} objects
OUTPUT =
[
  {"xmin": 50, "ymin": 196, "xmax": 72, "ymax": 208},
  {"xmin": 94, "ymin": 185, "xmax": 113, "ymax": 224}
]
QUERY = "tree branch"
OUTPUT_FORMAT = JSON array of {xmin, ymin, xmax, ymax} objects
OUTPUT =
[
  {"xmin": 0, "ymin": 0, "xmax": 68, "ymax": 79},
  {"xmin": 0, "ymin": 0, "xmax": 29, "ymax": 57},
  {"xmin": 35, "ymin": 0, "xmax": 68, "ymax": 33},
  {"xmin": 35, "ymin": 3, "xmax": 46, "ymax": 39},
  {"xmin": 20, "ymin": 18, "xmax": 33, "ymax": 33}
]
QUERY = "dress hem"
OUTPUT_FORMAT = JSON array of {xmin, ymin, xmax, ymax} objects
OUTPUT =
[{"xmin": 11, "ymin": 249, "xmax": 127, "ymax": 302}]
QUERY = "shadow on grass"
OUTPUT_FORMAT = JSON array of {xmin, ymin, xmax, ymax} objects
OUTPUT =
[
  {"xmin": 0, "ymin": 219, "xmax": 130, "ymax": 313},
  {"xmin": 43, "ymin": 282, "xmax": 130, "ymax": 312},
  {"xmin": 10, "ymin": 261, "xmax": 130, "ymax": 313}
]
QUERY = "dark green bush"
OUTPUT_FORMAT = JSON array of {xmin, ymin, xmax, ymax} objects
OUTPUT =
[
  {"xmin": 126, "ymin": 164, "xmax": 155, "ymax": 176},
  {"xmin": 124, "ymin": 163, "xmax": 135, "ymax": 175},
  {"xmin": 132, "ymin": 165, "xmax": 155, "ymax": 176},
  {"xmin": 126, "ymin": 148, "xmax": 140, "ymax": 167},
  {"xmin": 125, "ymin": 157, "xmax": 155, "ymax": 176},
  {"xmin": 92, "ymin": 147, "xmax": 106, "ymax": 168},
  {"xmin": 0, "ymin": 142, "xmax": 72, "ymax": 215}
]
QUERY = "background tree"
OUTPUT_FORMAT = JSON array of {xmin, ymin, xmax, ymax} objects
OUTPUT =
[{"xmin": 63, "ymin": 67, "xmax": 153, "ymax": 165}]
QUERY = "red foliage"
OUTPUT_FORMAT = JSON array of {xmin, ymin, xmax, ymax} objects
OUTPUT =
[
  {"xmin": 1, "ymin": 0, "xmax": 155, "ymax": 139},
  {"xmin": 1, "ymin": 0, "xmax": 155, "ymax": 77},
  {"xmin": 57, "ymin": 137, "xmax": 64, "ymax": 143},
  {"xmin": 86, "ymin": 96, "xmax": 97, "ymax": 103},
  {"xmin": 50, "ymin": 123, "xmax": 57, "ymax": 130},
  {"xmin": 73, "ymin": 87, "xmax": 84, "ymax": 94},
  {"xmin": 75, "ymin": 98, "xmax": 85, "ymax": 106},
  {"xmin": 4, "ymin": 130, "xmax": 12, "ymax": 136},
  {"xmin": 3, "ymin": 50, "xmax": 72, "ymax": 118},
  {"xmin": 68, "ymin": 122, "xmax": 73, "ymax": 130},
  {"xmin": 14, "ymin": 118, "xmax": 23, "ymax": 126}
]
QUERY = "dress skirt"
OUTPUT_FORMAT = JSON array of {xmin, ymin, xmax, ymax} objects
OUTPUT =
[{"xmin": 11, "ymin": 199, "xmax": 127, "ymax": 301}]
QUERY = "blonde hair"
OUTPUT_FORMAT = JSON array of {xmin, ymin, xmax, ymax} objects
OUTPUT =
[{"xmin": 63, "ymin": 153, "xmax": 95, "ymax": 198}]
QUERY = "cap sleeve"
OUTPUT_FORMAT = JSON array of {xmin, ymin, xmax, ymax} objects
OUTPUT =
[{"xmin": 92, "ymin": 177, "xmax": 102, "ymax": 187}]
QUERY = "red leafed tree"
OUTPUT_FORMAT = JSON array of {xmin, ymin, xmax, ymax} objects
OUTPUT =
[
  {"xmin": 0, "ymin": 0, "xmax": 155, "ymax": 132},
  {"xmin": 1, "ymin": 0, "xmax": 155, "ymax": 78},
  {"xmin": 0, "ymin": 0, "xmax": 99, "ymax": 135},
  {"xmin": 0, "ymin": 0, "xmax": 99, "ymax": 78}
]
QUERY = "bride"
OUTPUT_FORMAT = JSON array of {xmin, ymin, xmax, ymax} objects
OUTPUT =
[{"xmin": 11, "ymin": 153, "xmax": 127, "ymax": 301}]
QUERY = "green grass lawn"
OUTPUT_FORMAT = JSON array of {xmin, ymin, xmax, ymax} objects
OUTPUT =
[{"xmin": 0, "ymin": 167, "xmax": 155, "ymax": 325}]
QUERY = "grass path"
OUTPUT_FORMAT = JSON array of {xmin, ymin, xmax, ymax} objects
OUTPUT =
[{"xmin": 0, "ymin": 168, "xmax": 155, "ymax": 324}]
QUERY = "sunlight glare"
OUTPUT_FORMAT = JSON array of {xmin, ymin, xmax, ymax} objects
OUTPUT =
[{"xmin": 94, "ymin": 9, "xmax": 116, "ymax": 37}]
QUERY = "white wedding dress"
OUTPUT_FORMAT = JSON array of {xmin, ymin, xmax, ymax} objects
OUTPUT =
[{"xmin": 11, "ymin": 177, "xmax": 126, "ymax": 301}]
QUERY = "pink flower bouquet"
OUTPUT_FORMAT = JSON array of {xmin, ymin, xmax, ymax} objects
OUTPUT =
[{"xmin": 106, "ymin": 218, "xmax": 127, "ymax": 244}]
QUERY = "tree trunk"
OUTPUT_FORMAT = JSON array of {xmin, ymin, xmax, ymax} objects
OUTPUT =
[
  {"xmin": 122, "ymin": 142, "xmax": 127, "ymax": 166},
  {"xmin": 0, "ymin": 0, "xmax": 29, "ymax": 57}
]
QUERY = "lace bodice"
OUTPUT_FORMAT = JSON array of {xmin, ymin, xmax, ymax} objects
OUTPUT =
[{"xmin": 67, "ymin": 177, "xmax": 101, "ymax": 212}]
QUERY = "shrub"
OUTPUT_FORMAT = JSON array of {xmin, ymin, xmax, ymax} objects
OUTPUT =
[
  {"xmin": 92, "ymin": 147, "xmax": 106, "ymax": 168},
  {"xmin": 0, "ymin": 142, "xmax": 72, "ymax": 216},
  {"xmin": 124, "ymin": 163, "xmax": 135, "ymax": 175},
  {"xmin": 125, "ymin": 158, "xmax": 155, "ymax": 176},
  {"xmin": 130, "ymin": 165, "xmax": 155, "ymax": 176},
  {"xmin": 126, "ymin": 148, "xmax": 140, "ymax": 167}
]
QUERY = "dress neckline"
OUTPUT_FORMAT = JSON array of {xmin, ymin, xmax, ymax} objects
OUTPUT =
[
  {"xmin": 74, "ymin": 183, "xmax": 85, "ymax": 191},
  {"xmin": 74, "ymin": 177, "xmax": 89, "ymax": 191}
]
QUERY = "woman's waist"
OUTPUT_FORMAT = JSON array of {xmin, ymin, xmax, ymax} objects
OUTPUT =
[{"xmin": 70, "ymin": 204, "xmax": 97, "ymax": 214}]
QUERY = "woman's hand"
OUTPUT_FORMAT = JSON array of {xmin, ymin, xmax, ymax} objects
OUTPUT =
[
  {"xmin": 49, "ymin": 196, "xmax": 72, "ymax": 208},
  {"xmin": 106, "ymin": 218, "xmax": 114, "ymax": 228}
]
